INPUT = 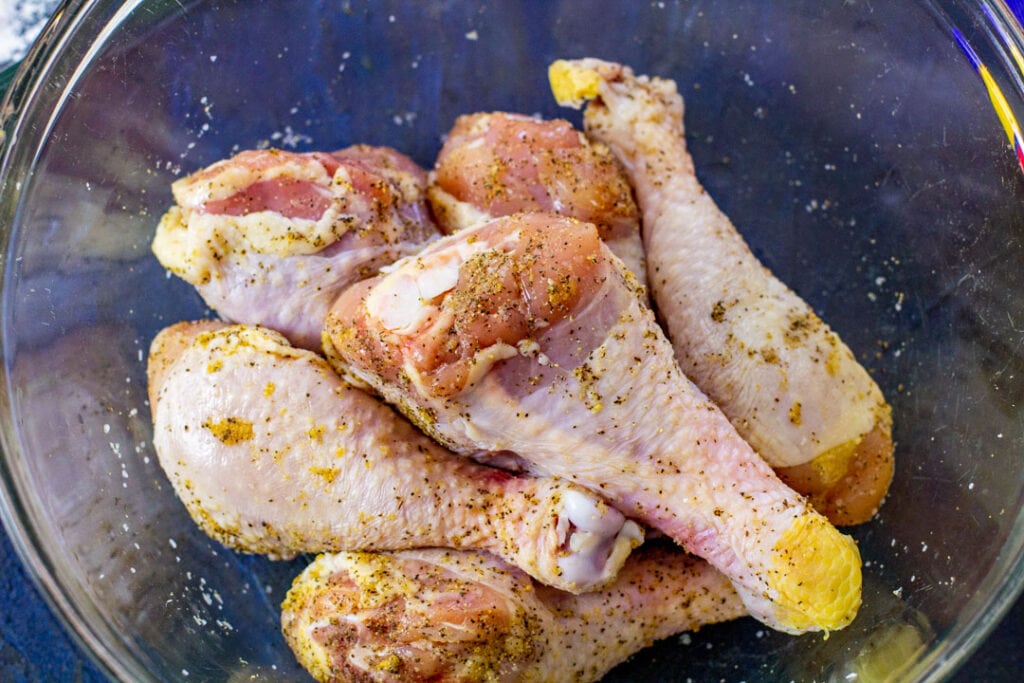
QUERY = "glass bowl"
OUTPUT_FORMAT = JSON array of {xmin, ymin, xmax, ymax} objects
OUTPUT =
[{"xmin": 3, "ymin": 1, "xmax": 1024, "ymax": 680}]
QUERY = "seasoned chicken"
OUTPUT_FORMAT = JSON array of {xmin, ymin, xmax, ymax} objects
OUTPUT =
[
  {"xmin": 151, "ymin": 145, "xmax": 438, "ymax": 350},
  {"xmin": 281, "ymin": 544, "xmax": 745, "ymax": 683},
  {"xmin": 147, "ymin": 321, "xmax": 642, "ymax": 594},
  {"xmin": 428, "ymin": 111, "xmax": 646, "ymax": 280},
  {"xmin": 549, "ymin": 59, "xmax": 894, "ymax": 526},
  {"xmin": 324, "ymin": 212, "xmax": 861, "ymax": 634}
]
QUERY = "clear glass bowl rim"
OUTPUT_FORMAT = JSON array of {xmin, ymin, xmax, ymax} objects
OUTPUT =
[{"xmin": 2, "ymin": 1, "xmax": 1024, "ymax": 681}]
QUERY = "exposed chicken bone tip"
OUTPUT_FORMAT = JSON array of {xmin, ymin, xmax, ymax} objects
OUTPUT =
[
  {"xmin": 549, "ymin": 58, "xmax": 894, "ymax": 526},
  {"xmin": 558, "ymin": 489, "xmax": 643, "ymax": 586},
  {"xmin": 148, "ymin": 320, "xmax": 641, "ymax": 593}
]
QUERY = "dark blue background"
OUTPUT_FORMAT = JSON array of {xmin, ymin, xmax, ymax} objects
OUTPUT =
[{"xmin": 0, "ymin": 524, "xmax": 1020, "ymax": 681}]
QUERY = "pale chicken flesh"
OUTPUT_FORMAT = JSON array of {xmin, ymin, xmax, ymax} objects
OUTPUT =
[
  {"xmin": 147, "ymin": 321, "xmax": 642, "ymax": 593},
  {"xmin": 428, "ymin": 111, "xmax": 647, "ymax": 281},
  {"xmin": 324, "ymin": 212, "xmax": 861, "ymax": 634},
  {"xmin": 549, "ymin": 59, "xmax": 894, "ymax": 526},
  {"xmin": 281, "ymin": 545, "xmax": 745, "ymax": 683},
  {"xmin": 152, "ymin": 145, "xmax": 438, "ymax": 350}
]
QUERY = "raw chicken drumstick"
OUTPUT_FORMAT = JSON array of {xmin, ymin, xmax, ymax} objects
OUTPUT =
[
  {"xmin": 428, "ymin": 111, "xmax": 646, "ymax": 280},
  {"xmin": 281, "ymin": 544, "xmax": 746, "ymax": 683},
  {"xmin": 152, "ymin": 145, "xmax": 438, "ymax": 350},
  {"xmin": 549, "ymin": 59, "xmax": 894, "ymax": 526},
  {"xmin": 324, "ymin": 212, "xmax": 861, "ymax": 634},
  {"xmin": 147, "ymin": 321, "xmax": 642, "ymax": 594}
]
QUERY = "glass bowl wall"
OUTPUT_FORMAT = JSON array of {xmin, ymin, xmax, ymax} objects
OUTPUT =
[{"xmin": 2, "ymin": 1, "xmax": 1024, "ymax": 681}]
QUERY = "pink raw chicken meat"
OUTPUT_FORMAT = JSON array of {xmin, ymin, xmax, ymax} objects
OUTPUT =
[
  {"xmin": 152, "ymin": 145, "xmax": 438, "ymax": 350},
  {"xmin": 549, "ymin": 58, "xmax": 894, "ymax": 526},
  {"xmin": 428, "ymin": 111, "xmax": 646, "ymax": 281},
  {"xmin": 324, "ymin": 211, "xmax": 862, "ymax": 635},
  {"xmin": 147, "ymin": 320, "xmax": 641, "ymax": 594},
  {"xmin": 281, "ymin": 544, "xmax": 745, "ymax": 683}
]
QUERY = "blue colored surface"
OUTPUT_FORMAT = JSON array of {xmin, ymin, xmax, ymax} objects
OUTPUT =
[
  {"xmin": 0, "ymin": 520, "xmax": 1021, "ymax": 680},
  {"xmin": 0, "ymin": 528, "xmax": 106, "ymax": 682}
]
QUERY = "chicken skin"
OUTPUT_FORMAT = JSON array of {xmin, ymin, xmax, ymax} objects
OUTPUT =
[
  {"xmin": 549, "ymin": 59, "xmax": 894, "ymax": 526},
  {"xmin": 152, "ymin": 145, "xmax": 438, "ymax": 350},
  {"xmin": 147, "ymin": 321, "xmax": 642, "ymax": 594},
  {"xmin": 281, "ymin": 544, "xmax": 745, "ymax": 683},
  {"xmin": 324, "ymin": 212, "xmax": 861, "ymax": 634},
  {"xmin": 428, "ymin": 111, "xmax": 646, "ymax": 281}
]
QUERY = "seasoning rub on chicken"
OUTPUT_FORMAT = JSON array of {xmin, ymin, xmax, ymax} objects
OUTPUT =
[
  {"xmin": 324, "ymin": 212, "xmax": 861, "ymax": 634},
  {"xmin": 147, "ymin": 321, "xmax": 642, "ymax": 594},
  {"xmin": 549, "ymin": 58, "xmax": 894, "ymax": 526},
  {"xmin": 281, "ymin": 545, "xmax": 745, "ymax": 683},
  {"xmin": 428, "ymin": 111, "xmax": 646, "ymax": 281},
  {"xmin": 152, "ymin": 145, "xmax": 438, "ymax": 350}
]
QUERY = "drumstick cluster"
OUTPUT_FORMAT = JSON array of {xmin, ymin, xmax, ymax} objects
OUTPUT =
[{"xmin": 149, "ymin": 59, "xmax": 893, "ymax": 682}]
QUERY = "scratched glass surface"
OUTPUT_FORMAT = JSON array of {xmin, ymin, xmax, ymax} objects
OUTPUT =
[{"xmin": 1, "ymin": 1, "xmax": 1024, "ymax": 681}]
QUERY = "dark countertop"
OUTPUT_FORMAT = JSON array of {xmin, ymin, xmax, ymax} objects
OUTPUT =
[
  {"xmin": 1, "ymin": 528, "xmax": 106, "ymax": 682},
  {"xmin": 1, "ymin": 523, "xmax": 1021, "ymax": 681}
]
